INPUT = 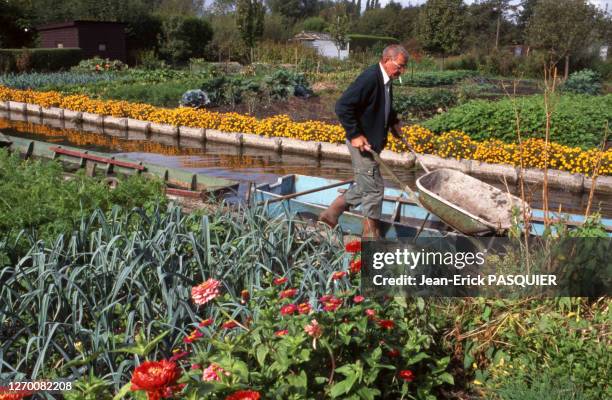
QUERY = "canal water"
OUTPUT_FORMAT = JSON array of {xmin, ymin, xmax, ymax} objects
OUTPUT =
[{"xmin": 1, "ymin": 117, "xmax": 610, "ymax": 218}]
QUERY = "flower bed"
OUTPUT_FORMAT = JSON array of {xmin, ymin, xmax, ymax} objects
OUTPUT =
[{"xmin": 1, "ymin": 86, "xmax": 610, "ymax": 176}]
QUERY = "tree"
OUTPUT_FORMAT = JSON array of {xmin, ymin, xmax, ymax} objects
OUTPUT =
[
  {"xmin": 0, "ymin": 1, "xmax": 36, "ymax": 48},
  {"xmin": 351, "ymin": 5, "xmax": 418, "ymax": 40},
  {"xmin": 328, "ymin": 14, "xmax": 350, "ymax": 58},
  {"xmin": 236, "ymin": 0, "xmax": 265, "ymax": 61},
  {"xmin": 417, "ymin": 0, "xmax": 467, "ymax": 61},
  {"xmin": 266, "ymin": 0, "xmax": 320, "ymax": 21},
  {"xmin": 302, "ymin": 16, "xmax": 328, "ymax": 32},
  {"xmin": 158, "ymin": 16, "xmax": 213, "ymax": 64},
  {"xmin": 526, "ymin": 0, "xmax": 600, "ymax": 78}
]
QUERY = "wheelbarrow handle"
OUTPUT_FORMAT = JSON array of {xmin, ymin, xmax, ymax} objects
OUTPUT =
[{"xmin": 396, "ymin": 134, "xmax": 430, "ymax": 173}]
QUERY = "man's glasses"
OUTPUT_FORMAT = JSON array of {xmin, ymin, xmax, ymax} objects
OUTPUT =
[{"xmin": 391, "ymin": 60, "xmax": 407, "ymax": 70}]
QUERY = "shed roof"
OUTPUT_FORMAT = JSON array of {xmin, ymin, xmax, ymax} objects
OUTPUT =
[{"xmin": 293, "ymin": 31, "xmax": 334, "ymax": 42}]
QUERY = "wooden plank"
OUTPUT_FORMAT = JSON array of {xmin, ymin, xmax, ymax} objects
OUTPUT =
[{"xmin": 51, "ymin": 146, "xmax": 146, "ymax": 171}]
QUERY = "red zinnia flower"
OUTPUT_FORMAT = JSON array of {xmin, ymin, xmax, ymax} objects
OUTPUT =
[
  {"xmin": 388, "ymin": 348, "xmax": 400, "ymax": 358},
  {"xmin": 353, "ymin": 295, "xmax": 365, "ymax": 303},
  {"xmin": 222, "ymin": 320, "xmax": 239, "ymax": 329},
  {"xmin": 322, "ymin": 296, "xmax": 342, "ymax": 312},
  {"xmin": 191, "ymin": 278, "xmax": 221, "ymax": 305},
  {"xmin": 279, "ymin": 288, "xmax": 297, "ymax": 299},
  {"xmin": 349, "ymin": 259, "xmax": 362, "ymax": 274},
  {"xmin": 273, "ymin": 277, "xmax": 288, "ymax": 285},
  {"xmin": 297, "ymin": 302, "xmax": 312, "ymax": 314},
  {"xmin": 130, "ymin": 360, "xmax": 181, "ymax": 400},
  {"xmin": 169, "ymin": 349, "xmax": 189, "ymax": 362},
  {"xmin": 199, "ymin": 318, "xmax": 214, "ymax": 327},
  {"xmin": 345, "ymin": 240, "xmax": 361, "ymax": 253},
  {"xmin": 377, "ymin": 319, "xmax": 395, "ymax": 330},
  {"xmin": 0, "ymin": 391, "xmax": 27, "ymax": 400},
  {"xmin": 319, "ymin": 294, "xmax": 332, "ymax": 302},
  {"xmin": 399, "ymin": 370, "xmax": 414, "ymax": 382},
  {"xmin": 332, "ymin": 271, "xmax": 347, "ymax": 280},
  {"xmin": 183, "ymin": 329, "xmax": 203, "ymax": 343},
  {"xmin": 225, "ymin": 390, "xmax": 261, "ymax": 400},
  {"xmin": 280, "ymin": 304, "xmax": 298, "ymax": 315},
  {"xmin": 275, "ymin": 329, "xmax": 289, "ymax": 337}
]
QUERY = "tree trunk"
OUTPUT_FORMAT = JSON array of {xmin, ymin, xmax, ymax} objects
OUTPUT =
[{"xmin": 564, "ymin": 54, "xmax": 570, "ymax": 80}]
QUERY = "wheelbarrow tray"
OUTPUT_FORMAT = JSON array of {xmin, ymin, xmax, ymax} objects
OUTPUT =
[{"xmin": 416, "ymin": 168, "xmax": 529, "ymax": 235}]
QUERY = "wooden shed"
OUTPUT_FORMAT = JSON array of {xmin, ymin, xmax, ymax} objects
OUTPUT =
[{"xmin": 37, "ymin": 21, "xmax": 127, "ymax": 62}]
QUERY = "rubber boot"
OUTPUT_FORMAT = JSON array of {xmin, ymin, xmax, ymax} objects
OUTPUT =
[
  {"xmin": 319, "ymin": 194, "xmax": 349, "ymax": 228},
  {"xmin": 362, "ymin": 217, "xmax": 381, "ymax": 240}
]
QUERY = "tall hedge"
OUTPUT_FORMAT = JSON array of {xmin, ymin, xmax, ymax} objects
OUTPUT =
[
  {"xmin": 0, "ymin": 48, "xmax": 83, "ymax": 73},
  {"xmin": 422, "ymin": 94, "xmax": 612, "ymax": 149}
]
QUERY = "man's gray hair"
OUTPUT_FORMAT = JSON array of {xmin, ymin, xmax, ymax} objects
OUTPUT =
[{"xmin": 382, "ymin": 44, "xmax": 409, "ymax": 61}]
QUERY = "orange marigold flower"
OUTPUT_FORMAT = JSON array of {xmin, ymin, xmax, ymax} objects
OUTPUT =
[
  {"xmin": 130, "ymin": 360, "xmax": 181, "ymax": 400},
  {"xmin": 225, "ymin": 390, "xmax": 261, "ymax": 400},
  {"xmin": 191, "ymin": 278, "xmax": 221, "ymax": 305}
]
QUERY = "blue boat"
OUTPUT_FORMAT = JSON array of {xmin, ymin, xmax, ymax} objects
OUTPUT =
[{"xmin": 253, "ymin": 174, "xmax": 612, "ymax": 238}]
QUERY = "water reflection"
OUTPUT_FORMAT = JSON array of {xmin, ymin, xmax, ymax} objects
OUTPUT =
[{"xmin": 1, "ymin": 116, "xmax": 610, "ymax": 217}]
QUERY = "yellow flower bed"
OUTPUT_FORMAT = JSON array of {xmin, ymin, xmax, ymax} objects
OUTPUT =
[{"xmin": 1, "ymin": 86, "xmax": 610, "ymax": 176}]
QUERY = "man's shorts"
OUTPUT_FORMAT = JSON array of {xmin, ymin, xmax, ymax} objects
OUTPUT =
[{"xmin": 343, "ymin": 141, "xmax": 384, "ymax": 220}]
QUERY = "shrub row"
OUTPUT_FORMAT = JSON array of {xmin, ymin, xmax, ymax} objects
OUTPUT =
[
  {"xmin": 398, "ymin": 70, "xmax": 477, "ymax": 87},
  {"xmin": 423, "ymin": 94, "xmax": 612, "ymax": 149},
  {"xmin": 0, "ymin": 48, "xmax": 83, "ymax": 73}
]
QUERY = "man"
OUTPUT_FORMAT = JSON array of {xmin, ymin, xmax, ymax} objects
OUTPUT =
[{"xmin": 319, "ymin": 44, "xmax": 409, "ymax": 239}]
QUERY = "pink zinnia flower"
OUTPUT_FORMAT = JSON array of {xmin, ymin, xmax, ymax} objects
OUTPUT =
[
  {"xmin": 280, "ymin": 304, "xmax": 298, "ymax": 315},
  {"xmin": 353, "ymin": 295, "xmax": 365, "ymax": 303},
  {"xmin": 279, "ymin": 288, "xmax": 297, "ymax": 299},
  {"xmin": 273, "ymin": 277, "xmax": 288, "ymax": 285},
  {"xmin": 332, "ymin": 271, "xmax": 347, "ymax": 280},
  {"xmin": 365, "ymin": 309, "xmax": 377, "ymax": 319},
  {"xmin": 202, "ymin": 364, "xmax": 227, "ymax": 382},
  {"xmin": 191, "ymin": 278, "xmax": 221, "ymax": 305},
  {"xmin": 275, "ymin": 329, "xmax": 289, "ymax": 337},
  {"xmin": 304, "ymin": 319, "xmax": 322, "ymax": 338}
]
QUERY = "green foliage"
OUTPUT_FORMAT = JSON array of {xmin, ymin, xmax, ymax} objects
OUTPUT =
[
  {"xmin": 416, "ymin": 0, "xmax": 467, "ymax": 56},
  {"xmin": 394, "ymin": 89, "xmax": 457, "ymax": 118},
  {"xmin": 176, "ymin": 285, "xmax": 453, "ymax": 399},
  {"xmin": 346, "ymin": 34, "xmax": 399, "ymax": 52},
  {"xmin": 0, "ymin": 48, "xmax": 83, "ymax": 73},
  {"xmin": 494, "ymin": 374, "xmax": 588, "ymax": 400},
  {"xmin": 158, "ymin": 16, "xmax": 213, "ymax": 65},
  {"xmin": 236, "ymin": 0, "xmax": 265, "ymax": 51},
  {"xmin": 71, "ymin": 57, "xmax": 128, "ymax": 73},
  {"xmin": 0, "ymin": 150, "xmax": 166, "ymax": 246},
  {"xmin": 302, "ymin": 16, "xmax": 328, "ymax": 32},
  {"xmin": 423, "ymin": 94, "xmax": 612, "ymax": 148},
  {"xmin": 89, "ymin": 80, "xmax": 203, "ymax": 107},
  {"xmin": 399, "ymin": 70, "xmax": 477, "ymax": 87},
  {"xmin": 561, "ymin": 69, "xmax": 603, "ymax": 95}
]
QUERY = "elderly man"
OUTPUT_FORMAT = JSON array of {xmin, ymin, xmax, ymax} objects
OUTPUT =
[{"xmin": 320, "ymin": 44, "xmax": 409, "ymax": 239}]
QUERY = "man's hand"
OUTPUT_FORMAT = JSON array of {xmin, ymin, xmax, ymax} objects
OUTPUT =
[
  {"xmin": 350, "ymin": 135, "xmax": 371, "ymax": 153},
  {"xmin": 391, "ymin": 122, "xmax": 403, "ymax": 139}
]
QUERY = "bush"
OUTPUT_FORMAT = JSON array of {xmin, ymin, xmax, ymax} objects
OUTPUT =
[
  {"xmin": 423, "ymin": 94, "xmax": 612, "ymax": 148},
  {"xmin": 399, "ymin": 70, "xmax": 477, "ymax": 87},
  {"xmin": 561, "ymin": 69, "xmax": 602, "ymax": 95},
  {"xmin": 70, "ymin": 57, "xmax": 128, "ymax": 73},
  {"xmin": 394, "ymin": 89, "xmax": 457, "ymax": 118},
  {"xmin": 347, "ymin": 34, "xmax": 399, "ymax": 52},
  {"xmin": 0, "ymin": 48, "xmax": 83, "ymax": 73},
  {"xmin": 159, "ymin": 16, "xmax": 213, "ymax": 65}
]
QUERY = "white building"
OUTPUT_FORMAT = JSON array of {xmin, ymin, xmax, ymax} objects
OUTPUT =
[{"xmin": 292, "ymin": 32, "xmax": 350, "ymax": 60}]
